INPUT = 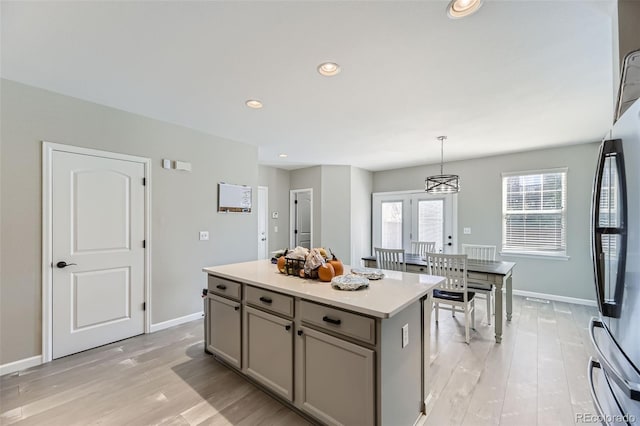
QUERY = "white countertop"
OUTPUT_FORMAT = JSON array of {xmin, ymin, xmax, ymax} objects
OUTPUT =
[{"xmin": 203, "ymin": 260, "xmax": 443, "ymax": 319}]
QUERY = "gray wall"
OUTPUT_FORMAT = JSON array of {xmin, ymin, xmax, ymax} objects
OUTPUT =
[
  {"xmin": 373, "ymin": 143, "xmax": 600, "ymax": 301},
  {"xmin": 320, "ymin": 166, "xmax": 351, "ymax": 264},
  {"xmin": 258, "ymin": 165, "xmax": 291, "ymax": 254},
  {"xmin": 0, "ymin": 79, "xmax": 258, "ymax": 365},
  {"xmin": 351, "ymin": 167, "xmax": 373, "ymax": 267}
]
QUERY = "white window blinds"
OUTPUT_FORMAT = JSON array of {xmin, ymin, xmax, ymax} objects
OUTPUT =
[{"xmin": 502, "ymin": 169, "xmax": 567, "ymax": 255}]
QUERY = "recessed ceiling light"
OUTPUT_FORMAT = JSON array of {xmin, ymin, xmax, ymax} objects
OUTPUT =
[
  {"xmin": 279, "ymin": 154, "xmax": 288, "ymax": 158},
  {"xmin": 245, "ymin": 99, "xmax": 263, "ymax": 109},
  {"xmin": 447, "ymin": 0, "xmax": 483, "ymax": 19},
  {"xmin": 317, "ymin": 62, "xmax": 341, "ymax": 77}
]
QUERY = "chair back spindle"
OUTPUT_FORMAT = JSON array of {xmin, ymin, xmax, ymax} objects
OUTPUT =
[
  {"xmin": 410, "ymin": 241, "xmax": 437, "ymax": 257},
  {"xmin": 461, "ymin": 244, "xmax": 496, "ymax": 261},
  {"xmin": 374, "ymin": 248, "xmax": 406, "ymax": 272}
]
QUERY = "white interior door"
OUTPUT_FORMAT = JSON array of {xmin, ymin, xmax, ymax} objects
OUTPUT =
[
  {"xmin": 51, "ymin": 150, "xmax": 146, "ymax": 359},
  {"xmin": 290, "ymin": 189, "xmax": 313, "ymax": 249},
  {"xmin": 257, "ymin": 186, "xmax": 268, "ymax": 260}
]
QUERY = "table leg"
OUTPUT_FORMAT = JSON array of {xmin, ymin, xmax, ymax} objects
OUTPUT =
[
  {"xmin": 494, "ymin": 279, "xmax": 503, "ymax": 343},
  {"xmin": 506, "ymin": 274, "xmax": 513, "ymax": 321}
]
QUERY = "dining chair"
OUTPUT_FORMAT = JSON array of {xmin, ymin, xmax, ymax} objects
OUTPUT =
[
  {"xmin": 461, "ymin": 244, "xmax": 496, "ymax": 325},
  {"xmin": 428, "ymin": 253, "xmax": 475, "ymax": 344},
  {"xmin": 410, "ymin": 241, "xmax": 436, "ymax": 257},
  {"xmin": 374, "ymin": 247, "xmax": 406, "ymax": 272}
]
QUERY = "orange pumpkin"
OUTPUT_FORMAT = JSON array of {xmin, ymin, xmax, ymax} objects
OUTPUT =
[
  {"xmin": 277, "ymin": 256, "xmax": 286, "ymax": 273},
  {"xmin": 317, "ymin": 263, "xmax": 335, "ymax": 282},
  {"xmin": 328, "ymin": 249, "xmax": 344, "ymax": 276}
]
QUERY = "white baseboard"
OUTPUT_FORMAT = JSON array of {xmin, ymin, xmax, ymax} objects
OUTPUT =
[
  {"xmin": 150, "ymin": 311, "xmax": 204, "ymax": 333},
  {"xmin": 512, "ymin": 289, "xmax": 597, "ymax": 307},
  {"xmin": 0, "ymin": 355, "xmax": 42, "ymax": 376}
]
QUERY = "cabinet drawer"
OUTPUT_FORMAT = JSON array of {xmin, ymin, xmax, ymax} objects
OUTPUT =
[
  {"xmin": 468, "ymin": 272, "xmax": 489, "ymax": 282},
  {"xmin": 406, "ymin": 264, "xmax": 428, "ymax": 274},
  {"xmin": 300, "ymin": 301, "xmax": 375, "ymax": 345},
  {"xmin": 246, "ymin": 286, "xmax": 294, "ymax": 318},
  {"xmin": 208, "ymin": 275, "xmax": 242, "ymax": 301}
]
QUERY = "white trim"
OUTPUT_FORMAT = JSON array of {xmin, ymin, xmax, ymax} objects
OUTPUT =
[
  {"xmin": 150, "ymin": 312, "xmax": 204, "ymax": 333},
  {"xmin": 42, "ymin": 142, "xmax": 152, "ymax": 363},
  {"xmin": 289, "ymin": 188, "xmax": 313, "ymax": 249},
  {"xmin": 0, "ymin": 355, "xmax": 42, "ymax": 376},
  {"xmin": 512, "ymin": 289, "xmax": 597, "ymax": 307},
  {"xmin": 500, "ymin": 251, "xmax": 570, "ymax": 261},
  {"xmin": 501, "ymin": 167, "xmax": 569, "ymax": 177},
  {"xmin": 257, "ymin": 186, "xmax": 269, "ymax": 260}
]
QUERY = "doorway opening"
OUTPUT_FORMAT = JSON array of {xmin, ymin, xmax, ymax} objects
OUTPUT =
[{"xmin": 290, "ymin": 189, "xmax": 313, "ymax": 249}]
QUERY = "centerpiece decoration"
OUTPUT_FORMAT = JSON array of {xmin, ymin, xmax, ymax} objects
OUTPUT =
[{"xmin": 275, "ymin": 246, "xmax": 344, "ymax": 282}]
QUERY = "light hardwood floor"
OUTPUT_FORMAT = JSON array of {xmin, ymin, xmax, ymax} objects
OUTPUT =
[{"xmin": 0, "ymin": 296, "xmax": 598, "ymax": 426}]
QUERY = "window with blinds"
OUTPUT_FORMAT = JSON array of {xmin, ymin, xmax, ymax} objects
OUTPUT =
[{"xmin": 502, "ymin": 169, "xmax": 567, "ymax": 256}]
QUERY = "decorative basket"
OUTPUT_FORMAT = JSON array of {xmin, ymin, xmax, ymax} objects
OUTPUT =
[
  {"xmin": 284, "ymin": 258, "xmax": 305, "ymax": 276},
  {"xmin": 284, "ymin": 258, "xmax": 319, "ymax": 279}
]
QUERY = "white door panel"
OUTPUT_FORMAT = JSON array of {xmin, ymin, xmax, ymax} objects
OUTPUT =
[
  {"xmin": 52, "ymin": 151, "xmax": 145, "ymax": 359},
  {"xmin": 74, "ymin": 170, "xmax": 131, "ymax": 253}
]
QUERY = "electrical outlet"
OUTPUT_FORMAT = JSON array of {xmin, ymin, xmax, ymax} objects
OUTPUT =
[
  {"xmin": 463, "ymin": 227, "xmax": 471, "ymax": 234},
  {"xmin": 402, "ymin": 324, "xmax": 409, "ymax": 348},
  {"xmin": 199, "ymin": 231, "xmax": 209, "ymax": 241}
]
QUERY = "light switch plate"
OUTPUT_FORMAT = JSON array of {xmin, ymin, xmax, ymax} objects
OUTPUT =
[
  {"xmin": 463, "ymin": 227, "xmax": 471, "ymax": 234},
  {"xmin": 199, "ymin": 231, "xmax": 209, "ymax": 241},
  {"xmin": 402, "ymin": 324, "xmax": 409, "ymax": 348},
  {"xmin": 274, "ymin": 226, "xmax": 278, "ymax": 233},
  {"xmin": 161, "ymin": 159, "xmax": 171, "ymax": 169}
]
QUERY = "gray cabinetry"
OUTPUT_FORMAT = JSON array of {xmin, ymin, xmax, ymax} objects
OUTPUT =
[
  {"xmin": 206, "ymin": 293, "xmax": 241, "ymax": 368},
  {"xmin": 298, "ymin": 326, "xmax": 375, "ymax": 426},
  {"xmin": 244, "ymin": 306, "xmax": 294, "ymax": 401}
]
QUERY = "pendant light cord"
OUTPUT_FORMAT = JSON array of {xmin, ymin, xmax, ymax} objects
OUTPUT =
[{"xmin": 438, "ymin": 136, "xmax": 447, "ymax": 175}]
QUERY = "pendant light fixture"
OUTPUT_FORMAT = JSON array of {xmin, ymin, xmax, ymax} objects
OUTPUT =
[{"xmin": 425, "ymin": 136, "xmax": 460, "ymax": 193}]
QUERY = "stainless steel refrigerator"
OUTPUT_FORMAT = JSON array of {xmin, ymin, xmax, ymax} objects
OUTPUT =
[{"xmin": 588, "ymin": 52, "xmax": 640, "ymax": 425}]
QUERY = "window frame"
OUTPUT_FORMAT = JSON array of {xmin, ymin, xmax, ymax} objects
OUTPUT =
[{"xmin": 500, "ymin": 168, "xmax": 570, "ymax": 260}]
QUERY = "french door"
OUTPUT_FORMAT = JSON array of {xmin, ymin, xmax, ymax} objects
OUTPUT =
[{"xmin": 372, "ymin": 191, "xmax": 457, "ymax": 254}]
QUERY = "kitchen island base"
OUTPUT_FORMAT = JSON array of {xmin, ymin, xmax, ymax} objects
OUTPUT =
[{"xmin": 203, "ymin": 260, "xmax": 440, "ymax": 426}]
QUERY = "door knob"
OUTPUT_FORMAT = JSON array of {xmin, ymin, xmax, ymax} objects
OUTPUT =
[{"xmin": 56, "ymin": 261, "xmax": 77, "ymax": 268}]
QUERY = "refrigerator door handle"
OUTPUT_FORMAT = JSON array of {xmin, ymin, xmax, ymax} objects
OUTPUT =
[
  {"xmin": 588, "ymin": 358, "xmax": 608, "ymax": 421},
  {"xmin": 591, "ymin": 138, "xmax": 628, "ymax": 318},
  {"xmin": 589, "ymin": 318, "xmax": 640, "ymax": 401}
]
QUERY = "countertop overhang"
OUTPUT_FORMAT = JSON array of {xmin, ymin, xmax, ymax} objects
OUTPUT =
[{"xmin": 203, "ymin": 260, "xmax": 443, "ymax": 319}]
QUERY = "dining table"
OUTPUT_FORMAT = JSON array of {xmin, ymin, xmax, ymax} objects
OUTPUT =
[{"xmin": 361, "ymin": 253, "xmax": 516, "ymax": 343}]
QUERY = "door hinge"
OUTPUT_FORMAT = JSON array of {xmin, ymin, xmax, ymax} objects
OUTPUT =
[
  {"xmin": 142, "ymin": 177, "xmax": 146, "ymax": 186},
  {"xmin": 294, "ymin": 199, "xmax": 298, "ymax": 204},
  {"xmin": 142, "ymin": 302, "xmax": 146, "ymax": 311},
  {"xmin": 294, "ymin": 229, "xmax": 298, "ymax": 234},
  {"xmin": 143, "ymin": 240, "xmax": 146, "ymax": 248}
]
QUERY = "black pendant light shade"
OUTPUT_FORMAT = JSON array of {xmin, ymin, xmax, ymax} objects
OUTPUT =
[{"xmin": 425, "ymin": 136, "xmax": 460, "ymax": 193}]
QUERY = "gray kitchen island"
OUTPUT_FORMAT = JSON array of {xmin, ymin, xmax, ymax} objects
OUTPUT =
[{"xmin": 202, "ymin": 260, "xmax": 442, "ymax": 426}]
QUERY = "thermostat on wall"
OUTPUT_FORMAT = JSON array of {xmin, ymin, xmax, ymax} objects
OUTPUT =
[{"xmin": 174, "ymin": 161, "xmax": 192, "ymax": 171}]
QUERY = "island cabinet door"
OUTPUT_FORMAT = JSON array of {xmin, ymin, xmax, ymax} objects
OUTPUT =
[
  {"xmin": 245, "ymin": 306, "xmax": 294, "ymax": 401},
  {"xmin": 298, "ymin": 326, "xmax": 375, "ymax": 426},
  {"xmin": 207, "ymin": 293, "xmax": 241, "ymax": 369}
]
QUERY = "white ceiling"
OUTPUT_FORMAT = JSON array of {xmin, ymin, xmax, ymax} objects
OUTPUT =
[{"xmin": 1, "ymin": 0, "xmax": 617, "ymax": 171}]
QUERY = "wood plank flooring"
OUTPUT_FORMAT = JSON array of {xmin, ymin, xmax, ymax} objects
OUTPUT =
[{"xmin": 0, "ymin": 296, "xmax": 598, "ymax": 425}]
